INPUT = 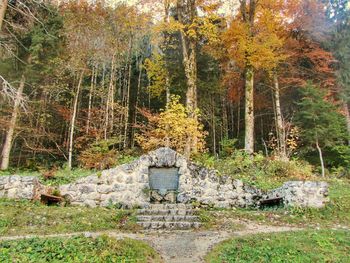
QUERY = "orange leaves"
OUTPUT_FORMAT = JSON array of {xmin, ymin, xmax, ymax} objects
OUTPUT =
[{"xmin": 224, "ymin": 16, "xmax": 286, "ymax": 73}]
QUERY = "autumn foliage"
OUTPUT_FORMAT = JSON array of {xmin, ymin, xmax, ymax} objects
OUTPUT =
[{"xmin": 136, "ymin": 96, "xmax": 207, "ymax": 155}]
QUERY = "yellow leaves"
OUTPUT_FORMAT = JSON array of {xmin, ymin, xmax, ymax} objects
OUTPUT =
[
  {"xmin": 144, "ymin": 53, "xmax": 168, "ymax": 98},
  {"xmin": 136, "ymin": 95, "xmax": 207, "ymax": 155},
  {"xmin": 223, "ymin": 0, "xmax": 290, "ymax": 72},
  {"xmin": 286, "ymin": 126, "xmax": 300, "ymax": 151},
  {"xmin": 153, "ymin": 19, "xmax": 184, "ymax": 35}
]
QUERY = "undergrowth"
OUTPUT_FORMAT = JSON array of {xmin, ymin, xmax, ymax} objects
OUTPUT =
[
  {"xmin": 206, "ymin": 229, "xmax": 350, "ymax": 263},
  {"xmin": 0, "ymin": 235, "xmax": 162, "ymax": 263},
  {"xmin": 0, "ymin": 199, "xmax": 139, "ymax": 236},
  {"xmin": 195, "ymin": 150, "xmax": 314, "ymax": 190}
]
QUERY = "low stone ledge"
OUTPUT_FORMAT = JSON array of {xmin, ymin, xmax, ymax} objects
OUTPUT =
[
  {"xmin": 266, "ymin": 181, "xmax": 329, "ymax": 208},
  {"xmin": 0, "ymin": 176, "xmax": 42, "ymax": 200}
]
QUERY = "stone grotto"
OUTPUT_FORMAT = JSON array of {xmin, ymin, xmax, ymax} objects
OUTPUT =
[{"xmin": 0, "ymin": 147, "xmax": 329, "ymax": 209}]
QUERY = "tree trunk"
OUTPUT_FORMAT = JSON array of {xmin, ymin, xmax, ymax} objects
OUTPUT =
[
  {"xmin": 343, "ymin": 101, "xmax": 350, "ymax": 146},
  {"xmin": 165, "ymin": 76, "xmax": 170, "ymax": 105},
  {"xmin": 237, "ymin": 96, "xmax": 241, "ymax": 137},
  {"xmin": 1, "ymin": 74, "xmax": 25, "ymax": 170},
  {"xmin": 316, "ymin": 139, "xmax": 325, "ymax": 177},
  {"xmin": 178, "ymin": 0, "xmax": 198, "ymax": 158},
  {"xmin": 244, "ymin": 66, "xmax": 254, "ymax": 154},
  {"xmin": 68, "ymin": 71, "xmax": 84, "ymax": 170},
  {"xmin": 123, "ymin": 58, "xmax": 132, "ymax": 149},
  {"xmin": 222, "ymin": 94, "xmax": 228, "ymax": 139},
  {"xmin": 273, "ymin": 72, "xmax": 287, "ymax": 160},
  {"xmin": 131, "ymin": 59, "xmax": 143, "ymax": 148},
  {"xmin": 86, "ymin": 66, "xmax": 95, "ymax": 134},
  {"xmin": 0, "ymin": 0, "xmax": 8, "ymax": 30},
  {"xmin": 182, "ymin": 39, "xmax": 197, "ymax": 117},
  {"xmin": 212, "ymin": 96, "xmax": 216, "ymax": 155}
]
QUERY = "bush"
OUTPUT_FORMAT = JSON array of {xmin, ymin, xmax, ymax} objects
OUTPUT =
[
  {"xmin": 78, "ymin": 138, "xmax": 120, "ymax": 170},
  {"xmin": 196, "ymin": 150, "xmax": 314, "ymax": 190},
  {"xmin": 136, "ymin": 95, "xmax": 207, "ymax": 156}
]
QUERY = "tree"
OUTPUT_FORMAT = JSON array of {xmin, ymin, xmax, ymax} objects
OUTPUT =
[
  {"xmin": 325, "ymin": 0, "xmax": 350, "ymax": 145},
  {"xmin": 224, "ymin": 0, "xmax": 287, "ymax": 154},
  {"xmin": 0, "ymin": 0, "xmax": 7, "ymax": 30},
  {"xmin": 136, "ymin": 95, "xmax": 207, "ymax": 155},
  {"xmin": 295, "ymin": 83, "xmax": 347, "ymax": 177},
  {"xmin": 0, "ymin": 1, "xmax": 63, "ymax": 170}
]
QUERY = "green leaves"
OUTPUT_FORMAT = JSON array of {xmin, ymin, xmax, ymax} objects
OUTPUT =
[{"xmin": 295, "ymin": 83, "xmax": 348, "ymax": 148}]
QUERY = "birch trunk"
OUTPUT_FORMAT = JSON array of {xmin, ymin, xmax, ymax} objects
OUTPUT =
[
  {"xmin": 68, "ymin": 71, "xmax": 84, "ymax": 170},
  {"xmin": 1, "ymin": 74, "xmax": 25, "ymax": 170},
  {"xmin": 273, "ymin": 73, "xmax": 287, "ymax": 160},
  {"xmin": 244, "ymin": 67, "xmax": 254, "ymax": 154},
  {"xmin": 86, "ymin": 66, "xmax": 95, "ymax": 134},
  {"xmin": 0, "ymin": 0, "xmax": 8, "ymax": 30},
  {"xmin": 316, "ymin": 139, "xmax": 325, "ymax": 177}
]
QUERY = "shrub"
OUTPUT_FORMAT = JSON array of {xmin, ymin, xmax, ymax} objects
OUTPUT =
[
  {"xmin": 196, "ymin": 150, "xmax": 314, "ymax": 190},
  {"xmin": 78, "ymin": 138, "xmax": 120, "ymax": 170}
]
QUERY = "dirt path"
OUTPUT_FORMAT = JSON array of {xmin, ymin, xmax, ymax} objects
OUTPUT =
[{"xmin": 0, "ymin": 223, "xmax": 301, "ymax": 263}]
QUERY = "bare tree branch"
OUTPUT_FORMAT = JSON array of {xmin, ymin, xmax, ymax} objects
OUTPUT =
[{"xmin": 0, "ymin": 75, "xmax": 28, "ymax": 111}]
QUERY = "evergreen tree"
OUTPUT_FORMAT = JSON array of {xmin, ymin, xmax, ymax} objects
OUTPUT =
[{"xmin": 295, "ymin": 83, "xmax": 348, "ymax": 177}]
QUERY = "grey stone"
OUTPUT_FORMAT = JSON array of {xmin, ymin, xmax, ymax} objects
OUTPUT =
[
  {"xmin": 79, "ymin": 184, "xmax": 96, "ymax": 194},
  {"xmin": 0, "ymin": 148, "xmax": 330, "ymax": 210},
  {"xmin": 97, "ymin": 185, "xmax": 113, "ymax": 194}
]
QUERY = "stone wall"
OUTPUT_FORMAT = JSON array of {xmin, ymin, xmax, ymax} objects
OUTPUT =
[
  {"xmin": 266, "ymin": 181, "xmax": 329, "ymax": 208},
  {"xmin": 0, "ymin": 176, "xmax": 42, "ymax": 200},
  {"xmin": 0, "ymin": 148, "xmax": 330, "ymax": 209},
  {"xmin": 58, "ymin": 148, "xmax": 264, "ymax": 208}
]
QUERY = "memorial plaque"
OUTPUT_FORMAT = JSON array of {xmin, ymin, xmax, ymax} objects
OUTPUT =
[{"xmin": 149, "ymin": 167, "xmax": 179, "ymax": 191}]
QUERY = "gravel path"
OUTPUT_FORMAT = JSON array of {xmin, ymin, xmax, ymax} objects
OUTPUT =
[{"xmin": 0, "ymin": 223, "xmax": 300, "ymax": 263}]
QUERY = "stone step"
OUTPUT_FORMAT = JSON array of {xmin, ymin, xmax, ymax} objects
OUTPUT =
[
  {"xmin": 143, "ymin": 203, "xmax": 194, "ymax": 210},
  {"xmin": 137, "ymin": 209, "xmax": 195, "ymax": 216},
  {"xmin": 137, "ymin": 221, "xmax": 201, "ymax": 230},
  {"xmin": 136, "ymin": 215, "xmax": 199, "ymax": 222}
]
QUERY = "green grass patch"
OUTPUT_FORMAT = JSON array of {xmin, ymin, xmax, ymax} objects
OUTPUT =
[
  {"xmin": 0, "ymin": 235, "xmax": 162, "ymax": 262},
  {"xmin": 200, "ymin": 179, "xmax": 350, "ymax": 228},
  {"xmin": 0, "ymin": 199, "xmax": 139, "ymax": 236},
  {"xmin": 206, "ymin": 230, "xmax": 350, "ymax": 263}
]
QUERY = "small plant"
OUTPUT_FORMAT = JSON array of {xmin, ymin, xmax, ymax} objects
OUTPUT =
[
  {"xmin": 41, "ymin": 166, "xmax": 57, "ymax": 180},
  {"xmin": 142, "ymin": 187, "xmax": 151, "ymax": 196},
  {"xmin": 51, "ymin": 189, "xmax": 61, "ymax": 197}
]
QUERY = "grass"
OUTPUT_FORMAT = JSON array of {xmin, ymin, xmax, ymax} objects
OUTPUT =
[
  {"xmin": 0, "ymin": 235, "xmax": 162, "ymax": 263},
  {"xmin": 200, "ymin": 179, "xmax": 350, "ymax": 229},
  {"xmin": 205, "ymin": 230, "xmax": 350, "ymax": 263},
  {"xmin": 0, "ymin": 168, "xmax": 93, "ymax": 186},
  {"xmin": 0, "ymin": 199, "xmax": 139, "ymax": 236},
  {"xmin": 194, "ymin": 152, "xmax": 314, "ymax": 190}
]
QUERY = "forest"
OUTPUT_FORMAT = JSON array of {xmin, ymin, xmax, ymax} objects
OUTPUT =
[{"xmin": 0, "ymin": 0, "xmax": 349, "ymax": 178}]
